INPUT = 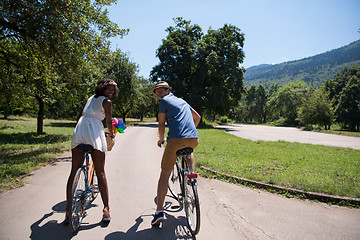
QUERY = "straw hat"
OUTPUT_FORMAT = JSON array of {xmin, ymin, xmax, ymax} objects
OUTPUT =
[{"xmin": 152, "ymin": 81, "xmax": 172, "ymax": 94}]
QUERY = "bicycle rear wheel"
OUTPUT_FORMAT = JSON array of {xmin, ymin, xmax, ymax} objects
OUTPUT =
[
  {"xmin": 168, "ymin": 161, "xmax": 182, "ymax": 201},
  {"xmin": 184, "ymin": 177, "xmax": 200, "ymax": 235},
  {"xmin": 70, "ymin": 167, "xmax": 86, "ymax": 232}
]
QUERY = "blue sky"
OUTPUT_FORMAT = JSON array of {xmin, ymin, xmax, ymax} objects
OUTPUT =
[{"xmin": 107, "ymin": 0, "xmax": 360, "ymax": 78}]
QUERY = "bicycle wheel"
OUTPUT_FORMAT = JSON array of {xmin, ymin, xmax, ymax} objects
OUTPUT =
[
  {"xmin": 70, "ymin": 167, "xmax": 86, "ymax": 232},
  {"xmin": 168, "ymin": 161, "xmax": 182, "ymax": 201},
  {"xmin": 184, "ymin": 177, "xmax": 200, "ymax": 235}
]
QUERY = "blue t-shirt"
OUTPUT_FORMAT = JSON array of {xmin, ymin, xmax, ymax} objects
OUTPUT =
[{"xmin": 159, "ymin": 93, "xmax": 199, "ymax": 139}]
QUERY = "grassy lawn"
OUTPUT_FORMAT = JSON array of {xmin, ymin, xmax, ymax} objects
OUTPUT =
[
  {"xmin": 0, "ymin": 116, "xmax": 74, "ymax": 193},
  {"xmin": 195, "ymin": 128, "xmax": 360, "ymax": 199}
]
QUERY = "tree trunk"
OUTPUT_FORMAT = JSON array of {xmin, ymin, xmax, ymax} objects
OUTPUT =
[
  {"xmin": 36, "ymin": 95, "xmax": 45, "ymax": 134},
  {"xmin": 3, "ymin": 103, "xmax": 9, "ymax": 120}
]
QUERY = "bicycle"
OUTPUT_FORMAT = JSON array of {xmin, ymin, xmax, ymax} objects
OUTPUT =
[
  {"xmin": 168, "ymin": 147, "xmax": 200, "ymax": 236},
  {"xmin": 70, "ymin": 144, "xmax": 99, "ymax": 232}
]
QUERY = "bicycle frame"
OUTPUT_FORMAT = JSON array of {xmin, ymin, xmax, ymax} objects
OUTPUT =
[{"xmin": 85, "ymin": 152, "xmax": 95, "ymax": 188}]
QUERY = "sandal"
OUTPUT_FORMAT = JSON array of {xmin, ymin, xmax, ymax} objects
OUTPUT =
[{"xmin": 102, "ymin": 207, "xmax": 111, "ymax": 222}]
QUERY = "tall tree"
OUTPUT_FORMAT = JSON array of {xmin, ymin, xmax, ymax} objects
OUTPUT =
[
  {"xmin": 151, "ymin": 18, "xmax": 245, "ymax": 117},
  {"xmin": 151, "ymin": 17, "xmax": 202, "ymax": 108},
  {"xmin": 0, "ymin": 0, "xmax": 127, "ymax": 133},
  {"xmin": 335, "ymin": 74, "xmax": 360, "ymax": 131},
  {"xmin": 197, "ymin": 24, "xmax": 246, "ymax": 116},
  {"xmin": 106, "ymin": 50, "xmax": 140, "ymax": 123},
  {"xmin": 325, "ymin": 65, "xmax": 360, "ymax": 130}
]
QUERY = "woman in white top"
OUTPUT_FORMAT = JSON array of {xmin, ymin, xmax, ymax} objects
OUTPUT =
[{"xmin": 65, "ymin": 79, "xmax": 118, "ymax": 223}]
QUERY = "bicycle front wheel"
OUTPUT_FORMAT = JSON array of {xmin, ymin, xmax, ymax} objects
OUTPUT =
[
  {"xmin": 168, "ymin": 162, "xmax": 182, "ymax": 201},
  {"xmin": 184, "ymin": 177, "xmax": 200, "ymax": 235},
  {"xmin": 70, "ymin": 167, "xmax": 86, "ymax": 232}
]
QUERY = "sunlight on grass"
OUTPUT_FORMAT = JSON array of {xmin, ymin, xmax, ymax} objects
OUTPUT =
[
  {"xmin": 195, "ymin": 129, "xmax": 360, "ymax": 198},
  {"xmin": 0, "ymin": 116, "xmax": 74, "ymax": 193}
]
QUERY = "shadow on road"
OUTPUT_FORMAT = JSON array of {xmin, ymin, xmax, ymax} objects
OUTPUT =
[
  {"xmin": 30, "ymin": 201, "xmax": 73, "ymax": 240},
  {"xmin": 137, "ymin": 123, "xmax": 159, "ymax": 128},
  {"xmin": 29, "ymin": 200, "xmax": 103, "ymax": 240},
  {"xmin": 105, "ymin": 196, "xmax": 195, "ymax": 240},
  {"xmin": 105, "ymin": 214, "xmax": 195, "ymax": 240}
]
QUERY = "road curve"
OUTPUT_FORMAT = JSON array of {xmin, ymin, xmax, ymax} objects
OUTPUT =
[{"xmin": 0, "ymin": 124, "xmax": 359, "ymax": 239}]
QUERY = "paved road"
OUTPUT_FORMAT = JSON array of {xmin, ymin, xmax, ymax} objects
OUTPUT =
[
  {"xmin": 0, "ymin": 124, "xmax": 359, "ymax": 239},
  {"xmin": 216, "ymin": 124, "xmax": 360, "ymax": 150}
]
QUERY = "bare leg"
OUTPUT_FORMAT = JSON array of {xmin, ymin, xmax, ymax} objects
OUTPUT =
[
  {"xmin": 65, "ymin": 148, "xmax": 84, "ymax": 218},
  {"xmin": 186, "ymin": 153, "xmax": 195, "ymax": 170},
  {"xmin": 156, "ymin": 170, "xmax": 172, "ymax": 211},
  {"xmin": 91, "ymin": 150, "xmax": 110, "ymax": 215}
]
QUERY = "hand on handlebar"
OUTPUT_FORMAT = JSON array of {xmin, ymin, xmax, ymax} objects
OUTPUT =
[{"xmin": 157, "ymin": 139, "xmax": 165, "ymax": 148}]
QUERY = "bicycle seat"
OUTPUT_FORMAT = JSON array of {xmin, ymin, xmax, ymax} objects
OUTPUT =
[
  {"xmin": 77, "ymin": 144, "xmax": 94, "ymax": 153},
  {"xmin": 176, "ymin": 147, "xmax": 193, "ymax": 156}
]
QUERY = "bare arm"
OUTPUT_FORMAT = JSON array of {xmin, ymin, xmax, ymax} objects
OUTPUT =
[
  {"xmin": 103, "ymin": 99, "xmax": 114, "ymax": 138},
  {"xmin": 191, "ymin": 108, "xmax": 201, "ymax": 128},
  {"xmin": 157, "ymin": 112, "xmax": 166, "ymax": 147}
]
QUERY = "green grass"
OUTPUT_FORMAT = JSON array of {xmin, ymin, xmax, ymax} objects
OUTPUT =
[
  {"xmin": 0, "ymin": 116, "xmax": 75, "ymax": 193},
  {"xmin": 195, "ymin": 129, "xmax": 360, "ymax": 199},
  {"xmin": 314, "ymin": 127, "xmax": 360, "ymax": 137}
]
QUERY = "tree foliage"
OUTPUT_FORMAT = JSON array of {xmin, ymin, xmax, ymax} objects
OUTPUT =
[
  {"xmin": 151, "ymin": 17, "xmax": 245, "ymax": 116},
  {"xmin": 268, "ymin": 81, "xmax": 309, "ymax": 125},
  {"xmin": 105, "ymin": 50, "xmax": 156, "ymax": 123},
  {"xmin": 298, "ymin": 87, "xmax": 334, "ymax": 129},
  {"xmin": 325, "ymin": 66, "xmax": 360, "ymax": 131},
  {"xmin": 0, "ymin": 0, "xmax": 128, "ymax": 133}
]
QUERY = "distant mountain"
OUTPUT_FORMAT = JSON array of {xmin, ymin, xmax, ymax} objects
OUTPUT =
[{"xmin": 244, "ymin": 39, "xmax": 360, "ymax": 86}]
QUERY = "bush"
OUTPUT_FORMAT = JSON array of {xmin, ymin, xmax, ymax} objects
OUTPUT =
[{"xmin": 219, "ymin": 116, "xmax": 229, "ymax": 124}]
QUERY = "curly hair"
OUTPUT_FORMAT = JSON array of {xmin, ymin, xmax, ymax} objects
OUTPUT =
[{"xmin": 95, "ymin": 78, "xmax": 119, "ymax": 97}]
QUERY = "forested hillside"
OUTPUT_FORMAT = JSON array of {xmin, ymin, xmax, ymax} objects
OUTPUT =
[{"xmin": 244, "ymin": 39, "xmax": 360, "ymax": 86}]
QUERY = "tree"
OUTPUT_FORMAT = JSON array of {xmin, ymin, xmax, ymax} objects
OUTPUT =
[
  {"xmin": 197, "ymin": 24, "xmax": 246, "ymax": 116},
  {"xmin": 106, "ymin": 50, "xmax": 140, "ymax": 123},
  {"xmin": 269, "ymin": 81, "xmax": 308, "ymax": 125},
  {"xmin": 298, "ymin": 87, "xmax": 334, "ymax": 129},
  {"xmin": 325, "ymin": 65, "xmax": 360, "ymax": 131},
  {"xmin": 244, "ymin": 85, "xmax": 256, "ymax": 122},
  {"xmin": 131, "ymin": 79, "xmax": 158, "ymax": 121},
  {"xmin": 0, "ymin": 0, "xmax": 127, "ymax": 133},
  {"xmin": 335, "ymin": 75, "xmax": 360, "ymax": 131},
  {"xmin": 151, "ymin": 18, "xmax": 203, "ymax": 109},
  {"xmin": 151, "ymin": 18, "xmax": 245, "ymax": 117},
  {"xmin": 237, "ymin": 83, "xmax": 278, "ymax": 123}
]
